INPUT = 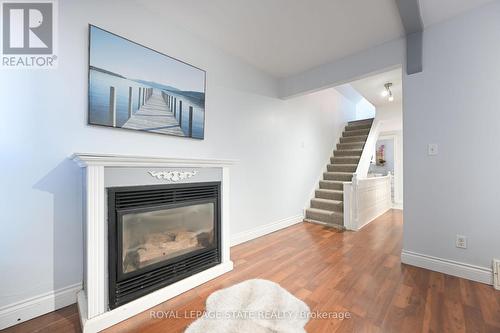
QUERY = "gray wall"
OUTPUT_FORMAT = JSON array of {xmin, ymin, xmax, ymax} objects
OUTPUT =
[
  {"xmin": 0, "ymin": 0, "xmax": 355, "ymax": 307},
  {"xmin": 275, "ymin": 0, "xmax": 499, "ymax": 274},
  {"xmin": 403, "ymin": 1, "xmax": 500, "ymax": 268}
]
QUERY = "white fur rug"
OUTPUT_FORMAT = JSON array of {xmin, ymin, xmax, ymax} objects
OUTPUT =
[{"xmin": 185, "ymin": 279, "xmax": 310, "ymax": 333}]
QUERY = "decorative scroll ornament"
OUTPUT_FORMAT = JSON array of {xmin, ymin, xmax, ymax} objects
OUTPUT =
[{"xmin": 148, "ymin": 170, "xmax": 198, "ymax": 182}]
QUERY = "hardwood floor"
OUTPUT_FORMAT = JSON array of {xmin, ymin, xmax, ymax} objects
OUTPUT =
[{"xmin": 5, "ymin": 210, "xmax": 500, "ymax": 332}]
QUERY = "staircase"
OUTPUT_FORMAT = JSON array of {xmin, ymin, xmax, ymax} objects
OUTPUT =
[{"xmin": 305, "ymin": 118, "xmax": 374, "ymax": 229}]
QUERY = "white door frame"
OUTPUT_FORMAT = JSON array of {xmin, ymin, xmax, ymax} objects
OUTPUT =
[{"xmin": 377, "ymin": 131, "xmax": 403, "ymax": 207}]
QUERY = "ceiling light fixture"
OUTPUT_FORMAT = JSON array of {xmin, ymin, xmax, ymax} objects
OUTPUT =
[{"xmin": 383, "ymin": 82, "xmax": 394, "ymax": 102}]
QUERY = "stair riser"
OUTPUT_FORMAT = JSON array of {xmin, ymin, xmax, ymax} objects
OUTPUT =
[
  {"xmin": 305, "ymin": 210, "xmax": 343, "ymax": 225},
  {"xmin": 343, "ymin": 129, "xmax": 370, "ymax": 137},
  {"xmin": 331, "ymin": 157, "xmax": 360, "ymax": 164},
  {"xmin": 337, "ymin": 143, "xmax": 364, "ymax": 150},
  {"xmin": 311, "ymin": 199, "xmax": 343, "ymax": 212},
  {"xmin": 324, "ymin": 173, "xmax": 353, "ymax": 181},
  {"xmin": 319, "ymin": 181, "xmax": 343, "ymax": 190},
  {"xmin": 340, "ymin": 136, "xmax": 368, "ymax": 143},
  {"xmin": 327, "ymin": 164, "xmax": 357, "ymax": 173},
  {"xmin": 315, "ymin": 190, "xmax": 343, "ymax": 201}
]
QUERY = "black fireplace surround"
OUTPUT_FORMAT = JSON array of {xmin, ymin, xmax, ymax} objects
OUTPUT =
[{"xmin": 107, "ymin": 182, "xmax": 221, "ymax": 309}]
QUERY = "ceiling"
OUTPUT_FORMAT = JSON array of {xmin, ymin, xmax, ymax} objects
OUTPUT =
[
  {"xmin": 136, "ymin": 0, "xmax": 404, "ymax": 77},
  {"xmin": 136, "ymin": 0, "xmax": 494, "ymax": 78},
  {"xmin": 350, "ymin": 68, "xmax": 402, "ymax": 107},
  {"xmin": 420, "ymin": 0, "xmax": 495, "ymax": 27}
]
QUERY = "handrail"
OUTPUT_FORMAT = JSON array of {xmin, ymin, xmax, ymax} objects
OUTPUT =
[{"xmin": 354, "ymin": 118, "xmax": 381, "ymax": 178}]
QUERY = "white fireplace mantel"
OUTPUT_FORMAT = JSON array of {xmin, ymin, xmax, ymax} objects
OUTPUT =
[
  {"xmin": 72, "ymin": 153, "xmax": 236, "ymax": 333},
  {"xmin": 72, "ymin": 153, "xmax": 237, "ymax": 168}
]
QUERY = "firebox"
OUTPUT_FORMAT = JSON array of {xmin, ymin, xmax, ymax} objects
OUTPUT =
[{"xmin": 107, "ymin": 182, "xmax": 221, "ymax": 309}]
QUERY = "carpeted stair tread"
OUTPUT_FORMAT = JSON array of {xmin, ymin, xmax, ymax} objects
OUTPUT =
[
  {"xmin": 311, "ymin": 197, "xmax": 342, "ymax": 204},
  {"xmin": 319, "ymin": 180, "xmax": 344, "ymax": 190},
  {"xmin": 337, "ymin": 142, "xmax": 365, "ymax": 150},
  {"xmin": 327, "ymin": 164, "xmax": 357, "ymax": 172},
  {"xmin": 345, "ymin": 123, "xmax": 372, "ymax": 131},
  {"xmin": 315, "ymin": 189, "xmax": 343, "ymax": 201},
  {"xmin": 330, "ymin": 156, "xmax": 360, "ymax": 164},
  {"xmin": 305, "ymin": 208, "xmax": 343, "ymax": 225},
  {"xmin": 343, "ymin": 128, "xmax": 370, "ymax": 137},
  {"xmin": 348, "ymin": 118, "xmax": 374, "ymax": 126},
  {"xmin": 310, "ymin": 198, "xmax": 343, "ymax": 212},
  {"xmin": 333, "ymin": 149, "xmax": 363, "ymax": 157},
  {"xmin": 323, "ymin": 172, "xmax": 354, "ymax": 181},
  {"xmin": 340, "ymin": 135, "xmax": 368, "ymax": 143}
]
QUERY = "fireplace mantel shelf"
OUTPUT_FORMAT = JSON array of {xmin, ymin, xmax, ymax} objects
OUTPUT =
[{"xmin": 72, "ymin": 153, "xmax": 237, "ymax": 168}]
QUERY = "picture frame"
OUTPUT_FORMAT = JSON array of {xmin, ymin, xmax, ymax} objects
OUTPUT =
[{"xmin": 88, "ymin": 25, "xmax": 206, "ymax": 139}]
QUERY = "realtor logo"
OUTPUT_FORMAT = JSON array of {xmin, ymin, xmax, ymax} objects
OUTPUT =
[{"xmin": 1, "ymin": 0, "xmax": 57, "ymax": 68}]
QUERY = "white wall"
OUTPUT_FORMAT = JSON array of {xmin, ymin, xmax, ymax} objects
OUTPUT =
[
  {"xmin": 403, "ymin": 1, "xmax": 500, "ymax": 271},
  {"xmin": 0, "ymin": 0, "xmax": 354, "ymax": 313},
  {"xmin": 355, "ymin": 98, "xmax": 376, "ymax": 120},
  {"xmin": 335, "ymin": 84, "xmax": 375, "ymax": 121},
  {"xmin": 377, "ymin": 103, "xmax": 402, "ymax": 132}
]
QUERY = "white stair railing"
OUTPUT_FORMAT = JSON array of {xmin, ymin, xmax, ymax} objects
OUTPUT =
[
  {"xmin": 344, "ymin": 174, "xmax": 392, "ymax": 230},
  {"xmin": 355, "ymin": 118, "xmax": 381, "ymax": 178},
  {"xmin": 343, "ymin": 118, "xmax": 392, "ymax": 230}
]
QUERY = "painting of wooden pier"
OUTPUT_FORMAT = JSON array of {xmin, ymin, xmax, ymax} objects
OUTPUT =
[{"xmin": 88, "ymin": 25, "xmax": 206, "ymax": 139}]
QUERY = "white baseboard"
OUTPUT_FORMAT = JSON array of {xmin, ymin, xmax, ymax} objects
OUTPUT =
[
  {"xmin": 0, "ymin": 282, "xmax": 82, "ymax": 330},
  {"xmin": 401, "ymin": 250, "xmax": 493, "ymax": 285},
  {"xmin": 230, "ymin": 214, "xmax": 304, "ymax": 246}
]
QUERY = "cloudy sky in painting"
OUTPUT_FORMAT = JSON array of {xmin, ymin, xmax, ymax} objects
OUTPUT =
[{"xmin": 90, "ymin": 26, "xmax": 205, "ymax": 93}]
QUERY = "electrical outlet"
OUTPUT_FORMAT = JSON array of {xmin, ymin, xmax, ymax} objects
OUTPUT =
[
  {"xmin": 494, "ymin": 259, "xmax": 500, "ymax": 290},
  {"xmin": 428, "ymin": 143, "xmax": 438, "ymax": 155},
  {"xmin": 456, "ymin": 235, "xmax": 467, "ymax": 249}
]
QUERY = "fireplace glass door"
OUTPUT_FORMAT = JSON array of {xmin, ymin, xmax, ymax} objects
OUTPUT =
[
  {"xmin": 119, "ymin": 202, "xmax": 215, "ymax": 276},
  {"xmin": 108, "ymin": 182, "xmax": 221, "ymax": 309}
]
